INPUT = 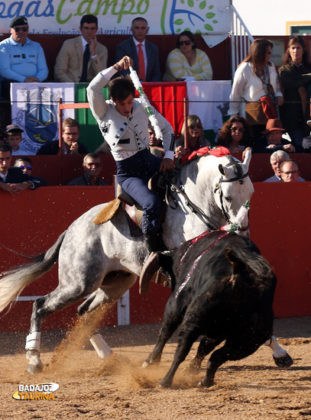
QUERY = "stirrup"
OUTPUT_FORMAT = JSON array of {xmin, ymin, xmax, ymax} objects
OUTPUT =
[{"xmin": 139, "ymin": 252, "xmax": 160, "ymax": 295}]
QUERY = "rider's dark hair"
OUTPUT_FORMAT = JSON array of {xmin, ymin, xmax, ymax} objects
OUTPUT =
[{"xmin": 109, "ymin": 77, "xmax": 136, "ymax": 101}]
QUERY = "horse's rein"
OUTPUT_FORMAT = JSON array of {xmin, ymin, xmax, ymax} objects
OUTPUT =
[
  {"xmin": 166, "ymin": 168, "xmax": 250, "ymax": 232},
  {"xmin": 168, "ymin": 182, "xmax": 216, "ymax": 231}
]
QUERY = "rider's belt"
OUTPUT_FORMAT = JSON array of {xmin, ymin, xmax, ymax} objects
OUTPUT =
[{"xmin": 118, "ymin": 138, "xmax": 130, "ymax": 144}]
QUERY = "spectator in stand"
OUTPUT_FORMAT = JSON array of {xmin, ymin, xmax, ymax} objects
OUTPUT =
[
  {"xmin": 0, "ymin": 16, "xmax": 48, "ymax": 95},
  {"xmin": 163, "ymin": 31, "xmax": 213, "ymax": 82},
  {"xmin": 264, "ymin": 150, "xmax": 290, "ymax": 182},
  {"xmin": 67, "ymin": 153, "xmax": 108, "ymax": 186},
  {"xmin": 0, "ymin": 143, "xmax": 38, "ymax": 193},
  {"xmin": 175, "ymin": 114, "xmax": 210, "ymax": 158},
  {"xmin": 36, "ymin": 118, "xmax": 87, "ymax": 155},
  {"xmin": 0, "ymin": 16, "xmax": 48, "ymax": 126},
  {"xmin": 14, "ymin": 157, "xmax": 47, "ymax": 187},
  {"xmin": 5, "ymin": 124, "xmax": 24, "ymax": 155},
  {"xmin": 148, "ymin": 123, "xmax": 164, "ymax": 158},
  {"xmin": 54, "ymin": 15, "xmax": 108, "ymax": 83},
  {"xmin": 228, "ymin": 39, "xmax": 283, "ymax": 140},
  {"xmin": 217, "ymin": 115, "xmax": 251, "ymax": 154},
  {"xmin": 253, "ymin": 118, "xmax": 295, "ymax": 153},
  {"xmin": 279, "ymin": 36, "xmax": 311, "ymax": 152},
  {"xmin": 115, "ymin": 17, "xmax": 161, "ymax": 82},
  {"xmin": 279, "ymin": 160, "xmax": 305, "ymax": 182}
]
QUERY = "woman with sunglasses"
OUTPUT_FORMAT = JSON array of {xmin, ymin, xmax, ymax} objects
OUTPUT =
[
  {"xmin": 228, "ymin": 39, "xmax": 283, "ymax": 141},
  {"xmin": 163, "ymin": 31, "xmax": 213, "ymax": 81},
  {"xmin": 175, "ymin": 114, "xmax": 210, "ymax": 158},
  {"xmin": 217, "ymin": 115, "xmax": 251, "ymax": 154}
]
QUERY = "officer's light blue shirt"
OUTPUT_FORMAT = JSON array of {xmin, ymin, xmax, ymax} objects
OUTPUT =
[{"xmin": 0, "ymin": 36, "xmax": 48, "ymax": 82}]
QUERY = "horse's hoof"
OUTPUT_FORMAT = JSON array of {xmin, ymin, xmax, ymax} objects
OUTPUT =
[
  {"xmin": 142, "ymin": 360, "xmax": 150, "ymax": 368},
  {"xmin": 27, "ymin": 362, "xmax": 43, "ymax": 374},
  {"xmin": 273, "ymin": 353, "xmax": 293, "ymax": 368}
]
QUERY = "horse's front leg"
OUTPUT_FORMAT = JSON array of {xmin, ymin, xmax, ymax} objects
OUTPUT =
[{"xmin": 264, "ymin": 335, "xmax": 293, "ymax": 367}]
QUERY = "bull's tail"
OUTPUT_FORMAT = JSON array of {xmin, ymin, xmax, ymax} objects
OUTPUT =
[{"xmin": 0, "ymin": 231, "xmax": 66, "ymax": 313}]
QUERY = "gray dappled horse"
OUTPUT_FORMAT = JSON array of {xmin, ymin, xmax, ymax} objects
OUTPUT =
[{"xmin": 0, "ymin": 149, "xmax": 291, "ymax": 373}]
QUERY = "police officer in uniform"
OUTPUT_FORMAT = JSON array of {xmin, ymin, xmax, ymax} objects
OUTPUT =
[{"xmin": 87, "ymin": 56, "xmax": 175, "ymax": 253}]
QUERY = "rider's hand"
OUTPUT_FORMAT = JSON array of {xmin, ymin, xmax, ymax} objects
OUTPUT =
[
  {"xmin": 174, "ymin": 146, "xmax": 188, "ymax": 159},
  {"xmin": 116, "ymin": 56, "xmax": 133, "ymax": 70},
  {"xmin": 160, "ymin": 158, "xmax": 175, "ymax": 172}
]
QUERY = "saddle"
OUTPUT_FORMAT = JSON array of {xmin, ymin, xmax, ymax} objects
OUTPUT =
[{"xmin": 93, "ymin": 172, "xmax": 168, "ymax": 237}]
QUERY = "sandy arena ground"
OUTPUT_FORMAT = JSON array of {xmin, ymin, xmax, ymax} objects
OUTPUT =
[{"xmin": 0, "ymin": 313, "xmax": 311, "ymax": 419}]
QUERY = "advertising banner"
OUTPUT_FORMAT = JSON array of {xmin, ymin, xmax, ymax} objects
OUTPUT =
[{"xmin": 0, "ymin": 0, "xmax": 231, "ymax": 47}]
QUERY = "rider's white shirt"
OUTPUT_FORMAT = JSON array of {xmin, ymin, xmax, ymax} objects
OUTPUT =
[{"xmin": 87, "ymin": 66, "xmax": 174, "ymax": 161}]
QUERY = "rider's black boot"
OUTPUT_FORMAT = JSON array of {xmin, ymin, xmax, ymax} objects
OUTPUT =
[{"xmin": 144, "ymin": 232, "xmax": 166, "ymax": 253}]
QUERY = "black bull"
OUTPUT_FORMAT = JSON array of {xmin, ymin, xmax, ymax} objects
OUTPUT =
[{"xmin": 143, "ymin": 231, "xmax": 276, "ymax": 387}]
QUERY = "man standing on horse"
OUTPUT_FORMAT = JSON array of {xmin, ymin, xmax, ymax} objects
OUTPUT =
[{"xmin": 87, "ymin": 56, "xmax": 175, "ymax": 254}]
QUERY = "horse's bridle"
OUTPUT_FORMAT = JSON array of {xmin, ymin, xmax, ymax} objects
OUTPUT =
[
  {"xmin": 168, "ymin": 182, "xmax": 216, "ymax": 231},
  {"xmin": 166, "ymin": 165, "xmax": 249, "ymax": 231},
  {"xmin": 215, "ymin": 168, "xmax": 249, "ymax": 225}
]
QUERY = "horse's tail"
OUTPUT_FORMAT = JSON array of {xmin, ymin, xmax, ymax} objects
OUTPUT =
[{"xmin": 0, "ymin": 231, "xmax": 66, "ymax": 313}]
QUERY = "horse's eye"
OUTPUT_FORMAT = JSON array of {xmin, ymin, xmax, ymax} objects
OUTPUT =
[{"xmin": 225, "ymin": 196, "xmax": 232, "ymax": 202}]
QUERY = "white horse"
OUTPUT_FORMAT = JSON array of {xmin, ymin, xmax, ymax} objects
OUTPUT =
[{"xmin": 0, "ymin": 149, "xmax": 291, "ymax": 372}]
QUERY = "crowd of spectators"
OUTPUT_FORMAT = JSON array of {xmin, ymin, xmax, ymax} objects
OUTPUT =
[
  {"xmin": 0, "ymin": 14, "xmax": 214, "ymax": 91},
  {"xmin": 0, "ymin": 15, "xmax": 310, "ymax": 189},
  {"xmin": 229, "ymin": 36, "xmax": 311, "ymax": 154}
]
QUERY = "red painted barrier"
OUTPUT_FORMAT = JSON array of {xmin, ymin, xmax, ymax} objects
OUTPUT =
[{"xmin": 0, "ymin": 182, "xmax": 311, "ymax": 332}]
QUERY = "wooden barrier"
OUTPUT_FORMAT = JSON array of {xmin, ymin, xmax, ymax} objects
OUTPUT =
[{"xmin": 0, "ymin": 182, "xmax": 311, "ymax": 332}]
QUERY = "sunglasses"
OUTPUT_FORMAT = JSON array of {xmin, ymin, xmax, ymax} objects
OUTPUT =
[
  {"xmin": 189, "ymin": 124, "xmax": 202, "ymax": 129},
  {"xmin": 179, "ymin": 40, "xmax": 191, "ymax": 46},
  {"xmin": 230, "ymin": 127, "xmax": 244, "ymax": 132},
  {"xmin": 19, "ymin": 165, "xmax": 32, "ymax": 170},
  {"xmin": 13, "ymin": 26, "xmax": 28, "ymax": 32}
]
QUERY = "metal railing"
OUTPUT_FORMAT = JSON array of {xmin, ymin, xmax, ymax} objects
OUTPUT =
[{"xmin": 230, "ymin": 3, "xmax": 254, "ymax": 78}]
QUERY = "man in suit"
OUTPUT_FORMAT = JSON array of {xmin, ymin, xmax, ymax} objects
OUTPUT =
[
  {"xmin": 36, "ymin": 118, "xmax": 87, "ymax": 155},
  {"xmin": 54, "ymin": 14, "xmax": 108, "ymax": 83},
  {"xmin": 115, "ymin": 17, "xmax": 161, "ymax": 82},
  {"xmin": 0, "ymin": 143, "xmax": 37, "ymax": 193}
]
